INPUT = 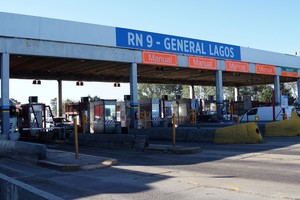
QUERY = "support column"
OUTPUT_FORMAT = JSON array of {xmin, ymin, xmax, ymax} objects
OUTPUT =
[
  {"xmin": 190, "ymin": 85, "xmax": 195, "ymax": 99},
  {"xmin": 57, "ymin": 79, "xmax": 63, "ymax": 116},
  {"xmin": 130, "ymin": 63, "xmax": 138, "ymax": 129},
  {"xmin": 274, "ymin": 75, "xmax": 281, "ymax": 106},
  {"xmin": 216, "ymin": 70, "xmax": 223, "ymax": 119},
  {"xmin": 297, "ymin": 77, "xmax": 300, "ymax": 105},
  {"xmin": 1, "ymin": 53, "xmax": 10, "ymax": 139},
  {"xmin": 234, "ymin": 87, "xmax": 239, "ymax": 101}
]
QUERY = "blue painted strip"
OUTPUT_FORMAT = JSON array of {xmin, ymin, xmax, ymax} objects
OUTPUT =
[
  {"xmin": 216, "ymin": 100, "xmax": 224, "ymax": 104},
  {"xmin": 116, "ymin": 27, "xmax": 241, "ymax": 61},
  {"xmin": 0, "ymin": 105, "xmax": 10, "ymax": 110},
  {"xmin": 130, "ymin": 102, "xmax": 139, "ymax": 107}
]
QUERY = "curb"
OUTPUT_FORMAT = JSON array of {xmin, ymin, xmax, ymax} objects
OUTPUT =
[
  {"xmin": 37, "ymin": 160, "xmax": 80, "ymax": 171},
  {"xmin": 37, "ymin": 158, "xmax": 118, "ymax": 171},
  {"xmin": 145, "ymin": 146, "xmax": 202, "ymax": 154}
]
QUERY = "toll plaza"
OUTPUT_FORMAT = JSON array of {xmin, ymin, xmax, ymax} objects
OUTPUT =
[{"xmin": 1, "ymin": 12, "xmax": 300, "ymax": 142}]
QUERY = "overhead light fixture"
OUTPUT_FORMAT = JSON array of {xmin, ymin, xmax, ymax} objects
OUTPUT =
[
  {"xmin": 155, "ymin": 66, "xmax": 164, "ymax": 71},
  {"xmin": 32, "ymin": 79, "xmax": 41, "ymax": 85},
  {"xmin": 76, "ymin": 81, "xmax": 84, "ymax": 86},
  {"xmin": 114, "ymin": 82, "xmax": 120, "ymax": 87}
]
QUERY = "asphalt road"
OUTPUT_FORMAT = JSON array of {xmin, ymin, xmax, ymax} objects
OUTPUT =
[{"xmin": 1, "ymin": 136, "xmax": 300, "ymax": 200}]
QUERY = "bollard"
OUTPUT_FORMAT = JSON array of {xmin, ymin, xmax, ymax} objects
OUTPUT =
[
  {"xmin": 73, "ymin": 117, "xmax": 79, "ymax": 159},
  {"xmin": 172, "ymin": 113, "xmax": 177, "ymax": 147}
]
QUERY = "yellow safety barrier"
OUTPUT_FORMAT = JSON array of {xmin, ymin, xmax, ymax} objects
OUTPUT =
[
  {"xmin": 214, "ymin": 122, "xmax": 263, "ymax": 144},
  {"xmin": 265, "ymin": 111, "xmax": 300, "ymax": 136}
]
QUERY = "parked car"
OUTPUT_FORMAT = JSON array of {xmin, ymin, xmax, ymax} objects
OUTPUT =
[
  {"xmin": 240, "ymin": 106, "xmax": 295, "ymax": 122},
  {"xmin": 52, "ymin": 117, "xmax": 74, "ymax": 130}
]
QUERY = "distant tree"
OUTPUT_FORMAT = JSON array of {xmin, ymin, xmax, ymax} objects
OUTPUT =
[
  {"xmin": 10, "ymin": 98, "xmax": 21, "ymax": 105},
  {"xmin": 50, "ymin": 98, "xmax": 57, "ymax": 114},
  {"xmin": 138, "ymin": 84, "xmax": 183, "ymax": 100},
  {"xmin": 239, "ymin": 86, "xmax": 256, "ymax": 98},
  {"xmin": 257, "ymin": 85, "xmax": 273, "ymax": 102},
  {"xmin": 88, "ymin": 95, "xmax": 101, "ymax": 102},
  {"xmin": 283, "ymin": 82, "xmax": 298, "ymax": 100},
  {"xmin": 223, "ymin": 87, "xmax": 235, "ymax": 100},
  {"xmin": 182, "ymin": 85, "xmax": 190, "ymax": 98},
  {"xmin": 281, "ymin": 83, "xmax": 296, "ymax": 105}
]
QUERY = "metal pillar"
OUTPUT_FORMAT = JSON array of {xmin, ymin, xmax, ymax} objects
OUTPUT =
[
  {"xmin": 216, "ymin": 70, "xmax": 223, "ymax": 119},
  {"xmin": 191, "ymin": 85, "xmax": 195, "ymax": 99},
  {"xmin": 57, "ymin": 79, "xmax": 63, "ymax": 116},
  {"xmin": 274, "ymin": 75, "xmax": 281, "ymax": 106},
  {"xmin": 130, "ymin": 63, "xmax": 138, "ymax": 129},
  {"xmin": 298, "ymin": 77, "xmax": 300, "ymax": 105},
  {"xmin": 1, "ymin": 53, "xmax": 10, "ymax": 139},
  {"xmin": 234, "ymin": 87, "xmax": 239, "ymax": 101}
]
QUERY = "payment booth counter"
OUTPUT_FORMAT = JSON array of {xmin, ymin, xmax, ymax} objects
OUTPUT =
[
  {"xmin": 90, "ymin": 99, "xmax": 117, "ymax": 134},
  {"xmin": 139, "ymin": 100, "xmax": 152, "ymax": 128},
  {"xmin": 151, "ymin": 98, "xmax": 161, "ymax": 127},
  {"xmin": 172, "ymin": 98, "xmax": 192, "ymax": 126},
  {"xmin": 139, "ymin": 98, "xmax": 165, "ymax": 128},
  {"xmin": 116, "ymin": 100, "xmax": 130, "ymax": 134},
  {"xmin": 20, "ymin": 103, "xmax": 45, "ymax": 137},
  {"xmin": 162, "ymin": 100, "xmax": 172, "ymax": 127}
]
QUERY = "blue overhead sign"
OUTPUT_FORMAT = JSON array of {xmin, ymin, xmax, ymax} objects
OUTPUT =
[{"xmin": 116, "ymin": 28, "xmax": 241, "ymax": 61}]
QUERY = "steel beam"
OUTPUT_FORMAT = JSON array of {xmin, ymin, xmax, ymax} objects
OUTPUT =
[{"xmin": 1, "ymin": 53, "xmax": 10, "ymax": 139}]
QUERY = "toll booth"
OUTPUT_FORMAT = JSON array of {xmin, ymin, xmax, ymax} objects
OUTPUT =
[
  {"xmin": 151, "ymin": 98, "xmax": 161, "ymax": 127},
  {"xmin": 116, "ymin": 95, "xmax": 131, "ymax": 133},
  {"xmin": 161, "ymin": 95, "xmax": 172, "ymax": 127},
  {"xmin": 90, "ymin": 99, "xmax": 117, "ymax": 134},
  {"xmin": 204, "ymin": 95, "xmax": 216, "ymax": 115},
  {"xmin": 79, "ymin": 97, "xmax": 90, "ymax": 133},
  {"xmin": 139, "ymin": 100, "xmax": 153, "ymax": 128},
  {"xmin": 172, "ymin": 98, "xmax": 192, "ymax": 126},
  {"xmin": 64, "ymin": 97, "xmax": 90, "ymax": 133},
  {"xmin": 65, "ymin": 102, "xmax": 79, "ymax": 120},
  {"xmin": 139, "ymin": 98, "xmax": 164, "ymax": 128},
  {"xmin": 19, "ymin": 101, "xmax": 54, "ymax": 138}
]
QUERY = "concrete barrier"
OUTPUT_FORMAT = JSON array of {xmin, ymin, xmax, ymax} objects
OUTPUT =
[
  {"xmin": 67, "ymin": 133, "xmax": 149, "ymax": 150},
  {"xmin": 0, "ymin": 140, "xmax": 47, "ymax": 163},
  {"xmin": 131, "ymin": 127, "xmax": 216, "ymax": 143},
  {"xmin": 265, "ymin": 111, "xmax": 300, "ymax": 136},
  {"xmin": 214, "ymin": 122, "xmax": 263, "ymax": 144},
  {"xmin": 0, "ymin": 173, "xmax": 62, "ymax": 200}
]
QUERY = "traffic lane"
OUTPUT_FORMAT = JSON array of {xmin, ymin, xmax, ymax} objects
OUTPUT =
[
  {"xmin": 2, "ymin": 137, "xmax": 300, "ymax": 200},
  {"xmin": 47, "ymin": 140, "xmax": 300, "ymax": 186},
  {"xmin": 0, "ymin": 157, "xmax": 172, "ymax": 200},
  {"xmin": 47, "ymin": 143, "xmax": 300, "ymax": 199},
  {"xmin": 2, "ymin": 156, "xmax": 295, "ymax": 200}
]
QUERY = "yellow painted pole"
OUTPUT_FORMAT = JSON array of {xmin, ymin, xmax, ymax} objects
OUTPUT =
[
  {"xmin": 73, "ymin": 117, "xmax": 79, "ymax": 159},
  {"xmin": 172, "ymin": 113, "xmax": 176, "ymax": 147}
]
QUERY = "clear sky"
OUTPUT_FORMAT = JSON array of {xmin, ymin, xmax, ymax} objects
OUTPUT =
[{"xmin": 1, "ymin": 0, "xmax": 300, "ymax": 104}]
